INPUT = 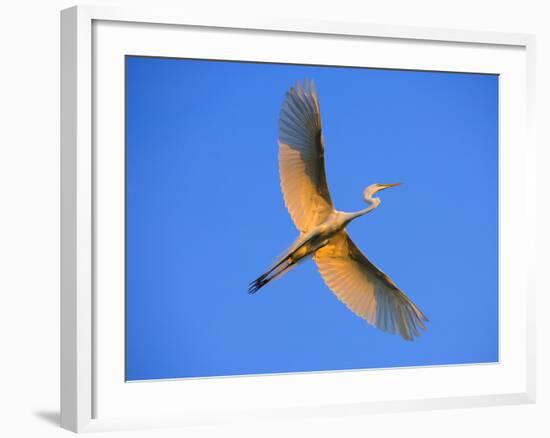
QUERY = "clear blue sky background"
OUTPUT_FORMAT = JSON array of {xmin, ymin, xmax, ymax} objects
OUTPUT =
[{"xmin": 125, "ymin": 56, "xmax": 499, "ymax": 381}]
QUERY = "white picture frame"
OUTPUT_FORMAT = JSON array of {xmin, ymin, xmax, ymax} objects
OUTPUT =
[{"xmin": 60, "ymin": 4, "xmax": 536, "ymax": 433}]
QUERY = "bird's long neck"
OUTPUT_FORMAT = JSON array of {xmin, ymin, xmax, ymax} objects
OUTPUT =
[{"xmin": 346, "ymin": 197, "xmax": 380, "ymax": 223}]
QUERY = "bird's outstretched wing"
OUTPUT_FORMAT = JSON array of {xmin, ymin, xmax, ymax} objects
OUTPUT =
[
  {"xmin": 278, "ymin": 80, "xmax": 334, "ymax": 233},
  {"xmin": 314, "ymin": 231, "xmax": 428, "ymax": 340}
]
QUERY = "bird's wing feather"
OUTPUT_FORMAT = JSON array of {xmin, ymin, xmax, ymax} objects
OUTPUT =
[
  {"xmin": 314, "ymin": 231, "xmax": 428, "ymax": 340},
  {"xmin": 278, "ymin": 80, "xmax": 334, "ymax": 233}
]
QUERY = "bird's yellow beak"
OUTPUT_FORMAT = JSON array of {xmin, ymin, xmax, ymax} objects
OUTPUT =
[{"xmin": 379, "ymin": 182, "xmax": 403, "ymax": 191}]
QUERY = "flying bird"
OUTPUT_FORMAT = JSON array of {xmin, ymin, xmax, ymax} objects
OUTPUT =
[{"xmin": 249, "ymin": 79, "xmax": 427, "ymax": 340}]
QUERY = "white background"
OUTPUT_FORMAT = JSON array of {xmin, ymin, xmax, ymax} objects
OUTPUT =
[{"xmin": 0, "ymin": 0, "xmax": 547, "ymax": 437}]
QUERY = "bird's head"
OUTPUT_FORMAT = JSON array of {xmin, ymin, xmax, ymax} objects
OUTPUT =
[{"xmin": 363, "ymin": 182, "xmax": 402, "ymax": 203}]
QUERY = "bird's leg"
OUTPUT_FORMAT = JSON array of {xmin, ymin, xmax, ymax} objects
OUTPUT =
[
  {"xmin": 248, "ymin": 235, "xmax": 315, "ymax": 288},
  {"xmin": 253, "ymin": 253, "xmax": 295, "ymax": 284},
  {"xmin": 248, "ymin": 233, "xmax": 322, "ymax": 294},
  {"xmin": 248, "ymin": 257, "xmax": 297, "ymax": 294}
]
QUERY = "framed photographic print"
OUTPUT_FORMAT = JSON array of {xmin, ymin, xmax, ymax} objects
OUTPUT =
[{"xmin": 60, "ymin": 5, "xmax": 536, "ymax": 433}]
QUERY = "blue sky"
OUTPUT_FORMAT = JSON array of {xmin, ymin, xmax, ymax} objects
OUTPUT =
[{"xmin": 125, "ymin": 56, "xmax": 499, "ymax": 381}]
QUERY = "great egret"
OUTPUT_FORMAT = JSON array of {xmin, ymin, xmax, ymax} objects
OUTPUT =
[{"xmin": 249, "ymin": 79, "xmax": 428, "ymax": 340}]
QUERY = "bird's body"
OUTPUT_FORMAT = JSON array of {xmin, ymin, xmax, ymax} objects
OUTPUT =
[
  {"xmin": 263, "ymin": 210, "xmax": 362, "ymax": 274},
  {"xmin": 249, "ymin": 79, "xmax": 428, "ymax": 340}
]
